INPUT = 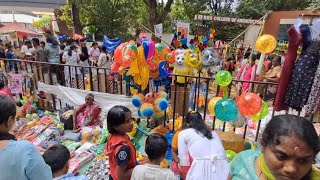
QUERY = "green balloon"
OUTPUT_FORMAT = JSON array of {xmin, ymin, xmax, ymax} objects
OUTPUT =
[
  {"xmin": 226, "ymin": 150, "xmax": 237, "ymax": 162},
  {"xmin": 42, "ymin": 16, "xmax": 51, "ymax": 24},
  {"xmin": 215, "ymin": 70, "xmax": 232, "ymax": 86},
  {"xmin": 251, "ymin": 101, "xmax": 269, "ymax": 121}
]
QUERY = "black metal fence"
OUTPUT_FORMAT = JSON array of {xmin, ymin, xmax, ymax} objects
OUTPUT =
[{"xmin": 1, "ymin": 58, "xmax": 315, "ymax": 142}]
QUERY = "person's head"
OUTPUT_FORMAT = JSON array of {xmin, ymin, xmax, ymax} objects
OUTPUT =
[
  {"xmin": 250, "ymin": 53, "xmax": 257, "ymax": 66},
  {"xmin": 32, "ymin": 38, "xmax": 40, "ymax": 47},
  {"xmin": 40, "ymin": 41, "xmax": 45, "ymax": 47},
  {"xmin": 80, "ymin": 39, "xmax": 86, "ymax": 46},
  {"xmin": 244, "ymin": 51, "xmax": 251, "ymax": 59},
  {"xmin": 59, "ymin": 44, "xmax": 66, "ymax": 51},
  {"xmin": 0, "ymin": 96, "xmax": 16, "ymax": 133},
  {"xmin": 101, "ymin": 46, "xmax": 106, "ymax": 53},
  {"xmin": 66, "ymin": 39, "xmax": 73, "ymax": 46},
  {"xmin": 272, "ymin": 55, "xmax": 281, "ymax": 67},
  {"xmin": 43, "ymin": 144, "xmax": 70, "ymax": 177},
  {"xmin": 107, "ymin": 105, "xmax": 133, "ymax": 135},
  {"xmin": 183, "ymin": 111, "xmax": 213, "ymax": 139},
  {"xmin": 67, "ymin": 45, "xmax": 77, "ymax": 56},
  {"xmin": 145, "ymin": 133, "xmax": 168, "ymax": 162},
  {"xmin": 7, "ymin": 44, "xmax": 13, "ymax": 51},
  {"xmin": 92, "ymin": 42, "xmax": 98, "ymax": 49},
  {"xmin": 24, "ymin": 40, "xmax": 32, "ymax": 48},
  {"xmin": 0, "ymin": 39, "xmax": 3, "ymax": 46},
  {"xmin": 85, "ymin": 93, "xmax": 94, "ymax": 106},
  {"xmin": 0, "ymin": 80, "xmax": 5, "ymax": 89},
  {"xmin": 261, "ymin": 115, "xmax": 320, "ymax": 180},
  {"xmin": 46, "ymin": 37, "xmax": 52, "ymax": 44}
]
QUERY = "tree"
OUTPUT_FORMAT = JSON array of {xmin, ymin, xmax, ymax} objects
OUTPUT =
[
  {"xmin": 307, "ymin": 1, "xmax": 320, "ymax": 10},
  {"xmin": 143, "ymin": 0, "xmax": 174, "ymax": 31}
]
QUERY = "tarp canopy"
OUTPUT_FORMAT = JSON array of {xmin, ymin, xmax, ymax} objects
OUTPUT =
[
  {"xmin": 103, "ymin": 36, "xmax": 122, "ymax": 53},
  {"xmin": 0, "ymin": 21, "xmax": 38, "ymax": 36}
]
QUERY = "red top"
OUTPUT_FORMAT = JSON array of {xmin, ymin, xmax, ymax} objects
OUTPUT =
[
  {"xmin": 0, "ymin": 87, "xmax": 13, "ymax": 97},
  {"xmin": 274, "ymin": 26, "xmax": 303, "ymax": 111},
  {"xmin": 105, "ymin": 134, "xmax": 137, "ymax": 180}
]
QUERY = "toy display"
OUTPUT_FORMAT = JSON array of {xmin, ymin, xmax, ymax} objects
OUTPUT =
[
  {"xmin": 251, "ymin": 101, "xmax": 269, "ymax": 121},
  {"xmin": 214, "ymin": 98, "xmax": 238, "ymax": 121},
  {"xmin": 236, "ymin": 93, "xmax": 262, "ymax": 116},
  {"xmin": 85, "ymin": 156, "xmax": 110, "ymax": 180}
]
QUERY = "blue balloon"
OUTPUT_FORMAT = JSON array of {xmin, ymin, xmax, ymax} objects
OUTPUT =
[{"xmin": 214, "ymin": 98, "xmax": 238, "ymax": 121}]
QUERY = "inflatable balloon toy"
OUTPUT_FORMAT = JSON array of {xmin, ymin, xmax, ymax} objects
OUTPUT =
[
  {"xmin": 140, "ymin": 33, "xmax": 155, "ymax": 68},
  {"xmin": 140, "ymin": 103, "xmax": 154, "ymax": 118},
  {"xmin": 214, "ymin": 98, "xmax": 238, "ymax": 121},
  {"xmin": 185, "ymin": 49, "xmax": 202, "ymax": 69},
  {"xmin": 153, "ymin": 110, "xmax": 165, "ymax": 119},
  {"xmin": 172, "ymin": 49, "xmax": 190, "ymax": 79},
  {"xmin": 226, "ymin": 150, "xmax": 237, "ymax": 162},
  {"xmin": 202, "ymin": 47, "xmax": 222, "ymax": 76},
  {"xmin": 131, "ymin": 93, "xmax": 145, "ymax": 108},
  {"xmin": 255, "ymin": 34, "xmax": 277, "ymax": 75},
  {"xmin": 208, "ymin": 97, "xmax": 222, "ymax": 116},
  {"xmin": 236, "ymin": 93, "xmax": 262, "ymax": 116},
  {"xmin": 215, "ymin": 70, "xmax": 233, "ymax": 97},
  {"xmin": 251, "ymin": 100, "xmax": 269, "ymax": 121},
  {"xmin": 111, "ymin": 42, "xmax": 128, "ymax": 74}
]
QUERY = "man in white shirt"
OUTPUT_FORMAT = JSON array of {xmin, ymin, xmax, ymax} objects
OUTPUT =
[{"xmin": 131, "ymin": 134, "xmax": 175, "ymax": 180}]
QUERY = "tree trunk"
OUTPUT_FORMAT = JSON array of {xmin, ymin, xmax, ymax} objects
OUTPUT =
[{"xmin": 71, "ymin": 2, "xmax": 83, "ymax": 35}]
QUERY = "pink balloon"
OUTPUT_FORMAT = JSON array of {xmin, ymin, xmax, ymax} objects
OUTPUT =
[{"xmin": 147, "ymin": 40, "xmax": 155, "ymax": 61}]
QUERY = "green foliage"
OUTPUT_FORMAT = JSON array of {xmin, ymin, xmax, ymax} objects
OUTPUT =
[{"xmin": 307, "ymin": 1, "xmax": 320, "ymax": 10}]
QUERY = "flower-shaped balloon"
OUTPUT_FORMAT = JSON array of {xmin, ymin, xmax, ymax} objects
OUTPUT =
[
  {"xmin": 208, "ymin": 97, "xmax": 222, "ymax": 116},
  {"xmin": 215, "ymin": 70, "xmax": 232, "ymax": 87},
  {"xmin": 255, "ymin": 34, "xmax": 277, "ymax": 54},
  {"xmin": 154, "ymin": 98, "xmax": 169, "ymax": 111},
  {"xmin": 214, "ymin": 98, "xmax": 238, "ymax": 121},
  {"xmin": 236, "ymin": 93, "xmax": 262, "ymax": 116},
  {"xmin": 251, "ymin": 100, "xmax": 269, "ymax": 121}
]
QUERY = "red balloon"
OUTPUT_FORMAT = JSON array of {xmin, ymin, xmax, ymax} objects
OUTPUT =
[
  {"xmin": 111, "ymin": 62, "xmax": 120, "ymax": 73},
  {"xmin": 236, "ymin": 93, "xmax": 262, "ymax": 116}
]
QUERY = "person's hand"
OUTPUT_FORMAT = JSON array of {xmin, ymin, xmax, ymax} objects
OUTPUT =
[{"xmin": 72, "ymin": 128, "xmax": 81, "ymax": 133}]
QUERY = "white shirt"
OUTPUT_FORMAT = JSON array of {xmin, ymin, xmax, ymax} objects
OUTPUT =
[
  {"xmin": 131, "ymin": 163, "xmax": 175, "ymax": 180},
  {"xmin": 21, "ymin": 45, "xmax": 33, "ymax": 56},
  {"xmin": 97, "ymin": 53, "xmax": 111, "ymax": 73}
]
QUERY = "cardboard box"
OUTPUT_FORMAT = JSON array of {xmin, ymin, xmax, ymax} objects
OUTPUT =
[{"xmin": 217, "ymin": 131, "xmax": 245, "ymax": 153}]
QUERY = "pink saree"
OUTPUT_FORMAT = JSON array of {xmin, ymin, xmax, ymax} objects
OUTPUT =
[{"xmin": 77, "ymin": 103, "xmax": 100, "ymax": 127}]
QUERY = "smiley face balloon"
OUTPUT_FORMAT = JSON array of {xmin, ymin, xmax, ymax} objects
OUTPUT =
[{"xmin": 215, "ymin": 70, "xmax": 233, "ymax": 87}]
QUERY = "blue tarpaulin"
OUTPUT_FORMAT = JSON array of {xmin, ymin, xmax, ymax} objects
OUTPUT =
[{"xmin": 103, "ymin": 36, "xmax": 122, "ymax": 53}]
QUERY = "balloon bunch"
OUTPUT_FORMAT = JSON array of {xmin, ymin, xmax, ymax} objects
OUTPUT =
[
  {"xmin": 32, "ymin": 16, "xmax": 53, "ymax": 32},
  {"xmin": 131, "ymin": 91, "xmax": 169, "ymax": 118},
  {"xmin": 207, "ymin": 70, "xmax": 269, "ymax": 124}
]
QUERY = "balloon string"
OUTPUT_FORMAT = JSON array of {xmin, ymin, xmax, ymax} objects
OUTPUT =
[{"xmin": 222, "ymin": 86, "xmax": 228, "ymax": 98}]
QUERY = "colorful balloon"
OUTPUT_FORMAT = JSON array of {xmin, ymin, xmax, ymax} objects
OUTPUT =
[
  {"xmin": 137, "ymin": 109, "xmax": 146, "ymax": 118},
  {"xmin": 140, "ymin": 103, "xmax": 154, "ymax": 117},
  {"xmin": 42, "ymin": 16, "xmax": 51, "ymax": 24},
  {"xmin": 144, "ymin": 93, "xmax": 156, "ymax": 103},
  {"xmin": 208, "ymin": 97, "xmax": 222, "ymax": 116},
  {"xmin": 215, "ymin": 70, "xmax": 232, "ymax": 87},
  {"xmin": 127, "ymin": 121, "xmax": 138, "ymax": 138},
  {"xmin": 122, "ymin": 42, "xmax": 138, "ymax": 68},
  {"xmin": 251, "ymin": 100, "xmax": 269, "ymax": 121},
  {"xmin": 255, "ymin": 34, "xmax": 277, "ymax": 54},
  {"xmin": 131, "ymin": 93, "xmax": 145, "ymax": 108},
  {"xmin": 226, "ymin": 150, "xmax": 237, "ymax": 162},
  {"xmin": 155, "ymin": 98, "xmax": 169, "ymax": 111},
  {"xmin": 114, "ymin": 42, "xmax": 127, "ymax": 63},
  {"xmin": 236, "ymin": 93, "xmax": 262, "ymax": 116},
  {"xmin": 185, "ymin": 49, "xmax": 202, "ymax": 69},
  {"xmin": 214, "ymin": 98, "xmax": 238, "ymax": 121}
]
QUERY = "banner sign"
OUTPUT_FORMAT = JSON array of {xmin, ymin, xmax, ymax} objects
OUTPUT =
[
  {"xmin": 176, "ymin": 21, "xmax": 190, "ymax": 37},
  {"xmin": 154, "ymin": 23, "xmax": 163, "ymax": 37},
  {"xmin": 195, "ymin": 14, "xmax": 262, "ymax": 24}
]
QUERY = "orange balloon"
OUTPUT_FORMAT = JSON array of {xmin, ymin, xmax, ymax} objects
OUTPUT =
[
  {"xmin": 111, "ymin": 62, "xmax": 120, "ymax": 73},
  {"xmin": 255, "ymin": 34, "xmax": 277, "ymax": 54},
  {"xmin": 236, "ymin": 93, "xmax": 262, "ymax": 116},
  {"xmin": 114, "ymin": 42, "xmax": 127, "ymax": 63}
]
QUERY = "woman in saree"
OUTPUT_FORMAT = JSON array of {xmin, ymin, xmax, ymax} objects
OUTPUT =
[
  {"xmin": 236, "ymin": 53, "xmax": 258, "ymax": 94},
  {"xmin": 73, "ymin": 93, "xmax": 101, "ymax": 132}
]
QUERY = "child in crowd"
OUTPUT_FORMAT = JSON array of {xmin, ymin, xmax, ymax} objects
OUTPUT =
[
  {"xmin": 105, "ymin": 105, "xmax": 137, "ymax": 180},
  {"xmin": 43, "ymin": 144, "xmax": 88, "ymax": 180},
  {"xmin": 0, "ymin": 95, "xmax": 52, "ymax": 180},
  {"xmin": 131, "ymin": 133, "xmax": 175, "ymax": 180}
]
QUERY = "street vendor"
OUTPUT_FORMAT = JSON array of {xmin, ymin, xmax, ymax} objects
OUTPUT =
[{"xmin": 72, "ymin": 93, "xmax": 101, "ymax": 132}]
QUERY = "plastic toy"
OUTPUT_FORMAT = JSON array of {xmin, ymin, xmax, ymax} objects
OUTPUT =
[
  {"xmin": 236, "ymin": 93, "xmax": 262, "ymax": 116},
  {"xmin": 255, "ymin": 34, "xmax": 277, "ymax": 54},
  {"xmin": 215, "ymin": 70, "xmax": 232, "ymax": 87},
  {"xmin": 185, "ymin": 49, "xmax": 202, "ymax": 69},
  {"xmin": 154, "ymin": 98, "xmax": 169, "ymax": 111},
  {"xmin": 208, "ymin": 97, "xmax": 222, "ymax": 116},
  {"xmin": 140, "ymin": 103, "xmax": 154, "ymax": 117},
  {"xmin": 226, "ymin": 150, "xmax": 237, "ymax": 162},
  {"xmin": 251, "ymin": 100, "xmax": 269, "ymax": 121},
  {"xmin": 131, "ymin": 93, "xmax": 145, "ymax": 108}
]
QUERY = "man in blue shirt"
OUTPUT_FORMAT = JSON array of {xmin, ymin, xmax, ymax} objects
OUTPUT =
[
  {"xmin": 43, "ymin": 144, "xmax": 88, "ymax": 180},
  {"xmin": 6, "ymin": 44, "xmax": 17, "ymax": 72}
]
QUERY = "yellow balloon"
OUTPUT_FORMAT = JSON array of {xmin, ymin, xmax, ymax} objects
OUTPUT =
[
  {"xmin": 208, "ymin": 97, "xmax": 222, "ymax": 116},
  {"xmin": 255, "ymin": 34, "xmax": 277, "ymax": 54}
]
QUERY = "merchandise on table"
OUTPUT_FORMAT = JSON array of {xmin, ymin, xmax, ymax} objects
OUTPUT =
[
  {"xmin": 86, "ymin": 156, "xmax": 110, "ymax": 180},
  {"xmin": 89, "ymin": 143, "xmax": 106, "ymax": 156}
]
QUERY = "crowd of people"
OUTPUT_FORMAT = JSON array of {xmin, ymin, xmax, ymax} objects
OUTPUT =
[{"xmin": 0, "ymin": 94, "xmax": 319, "ymax": 180}]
